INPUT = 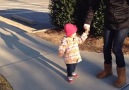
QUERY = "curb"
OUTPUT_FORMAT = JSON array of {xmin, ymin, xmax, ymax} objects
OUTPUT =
[
  {"xmin": 0, "ymin": 16, "xmax": 36, "ymax": 33},
  {"xmin": 12, "ymin": 15, "xmax": 37, "ymax": 25},
  {"xmin": 31, "ymin": 28, "xmax": 52, "ymax": 33}
]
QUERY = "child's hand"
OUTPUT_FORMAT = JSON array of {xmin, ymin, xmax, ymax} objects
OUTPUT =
[
  {"xmin": 84, "ymin": 24, "xmax": 90, "ymax": 34},
  {"xmin": 58, "ymin": 51, "xmax": 64, "ymax": 57}
]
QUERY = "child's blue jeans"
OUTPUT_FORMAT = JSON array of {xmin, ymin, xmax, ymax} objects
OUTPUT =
[{"xmin": 66, "ymin": 63, "xmax": 77, "ymax": 77}]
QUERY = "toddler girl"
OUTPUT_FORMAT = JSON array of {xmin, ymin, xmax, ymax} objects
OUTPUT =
[{"xmin": 58, "ymin": 23, "xmax": 89, "ymax": 83}]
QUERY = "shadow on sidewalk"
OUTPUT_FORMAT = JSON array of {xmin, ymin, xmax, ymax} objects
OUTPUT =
[
  {"xmin": 0, "ymin": 21, "xmax": 112, "ymax": 84},
  {"xmin": 0, "ymin": 23, "xmax": 66, "ymax": 80},
  {"xmin": 2, "ymin": 20, "xmax": 128, "ymax": 88},
  {"xmin": 0, "ymin": 20, "xmax": 124, "ymax": 88}
]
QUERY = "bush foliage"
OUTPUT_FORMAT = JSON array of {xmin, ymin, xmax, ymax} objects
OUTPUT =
[
  {"xmin": 49, "ymin": 0, "xmax": 104, "ymax": 37},
  {"xmin": 49, "ymin": 0, "xmax": 77, "ymax": 28},
  {"xmin": 91, "ymin": 0, "xmax": 104, "ymax": 37}
]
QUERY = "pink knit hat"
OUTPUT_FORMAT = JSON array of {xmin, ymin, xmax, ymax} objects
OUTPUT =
[{"xmin": 64, "ymin": 23, "xmax": 77, "ymax": 37}]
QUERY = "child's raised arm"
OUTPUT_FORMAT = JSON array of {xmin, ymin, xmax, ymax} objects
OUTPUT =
[{"xmin": 77, "ymin": 24, "xmax": 90, "ymax": 44}]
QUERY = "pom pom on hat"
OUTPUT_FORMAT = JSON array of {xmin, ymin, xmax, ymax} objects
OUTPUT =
[{"xmin": 64, "ymin": 23, "xmax": 77, "ymax": 37}]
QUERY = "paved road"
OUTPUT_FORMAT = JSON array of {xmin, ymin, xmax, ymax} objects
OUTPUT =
[
  {"xmin": 0, "ymin": 0, "xmax": 50, "ymax": 12},
  {"xmin": 0, "ymin": 0, "xmax": 53, "ymax": 29}
]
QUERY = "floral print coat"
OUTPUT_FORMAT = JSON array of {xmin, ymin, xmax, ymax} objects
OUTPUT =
[{"xmin": 58, "ymin": 32, "xmax": 88, "ymax": 64}]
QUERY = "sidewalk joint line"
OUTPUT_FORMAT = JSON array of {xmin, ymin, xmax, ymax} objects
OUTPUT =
[
  {"xmin": 0, "ymin": 51, "xmax": 56, "ymax": 68},
  {"xmin": 0, "ymin": 54, "xmax": 42, "ymax": 68}
]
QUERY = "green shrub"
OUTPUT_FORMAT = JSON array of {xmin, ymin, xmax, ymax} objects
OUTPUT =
[
  {"xmin": 49, "ymin": 0, "xmax": 104, "ymax": 37},
  {"xmin": 91, "ymin": 0, "xmax": 105, "ymax": 37},
  {"xmin": 49, "ymin": 0, "xmax": 77, "ymax": 29}
]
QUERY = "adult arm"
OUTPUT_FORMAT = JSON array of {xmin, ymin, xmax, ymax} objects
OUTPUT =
[
  {"xmin": 84, "ymin": 0, "xmax": 101, "ymax": 30},
  {"xmin": 127, "ymin": 0, "xmax": 129, "ymax": 5}
]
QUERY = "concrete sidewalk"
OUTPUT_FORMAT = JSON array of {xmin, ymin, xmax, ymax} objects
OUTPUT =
[{"xmin": 0, "ymin": 21, "xmax": 129, "ymax": 90}]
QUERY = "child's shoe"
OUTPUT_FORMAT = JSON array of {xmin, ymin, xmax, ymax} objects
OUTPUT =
[
  {"xmin": 67, "ymin": 77, "xmax": 73, "ymax": 83},
  {"xmin": 72, "ymin": 72, "xmax": 78, "ymax": 78}
]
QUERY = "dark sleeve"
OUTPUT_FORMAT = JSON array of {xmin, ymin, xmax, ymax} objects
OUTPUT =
[
  {"xmin": 127, "ymin": 0, "xmax": 129, "ymax": 5},
  {"xmin": 85, "ymin": 0, "xmax": 101, "ymax": 25}
]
